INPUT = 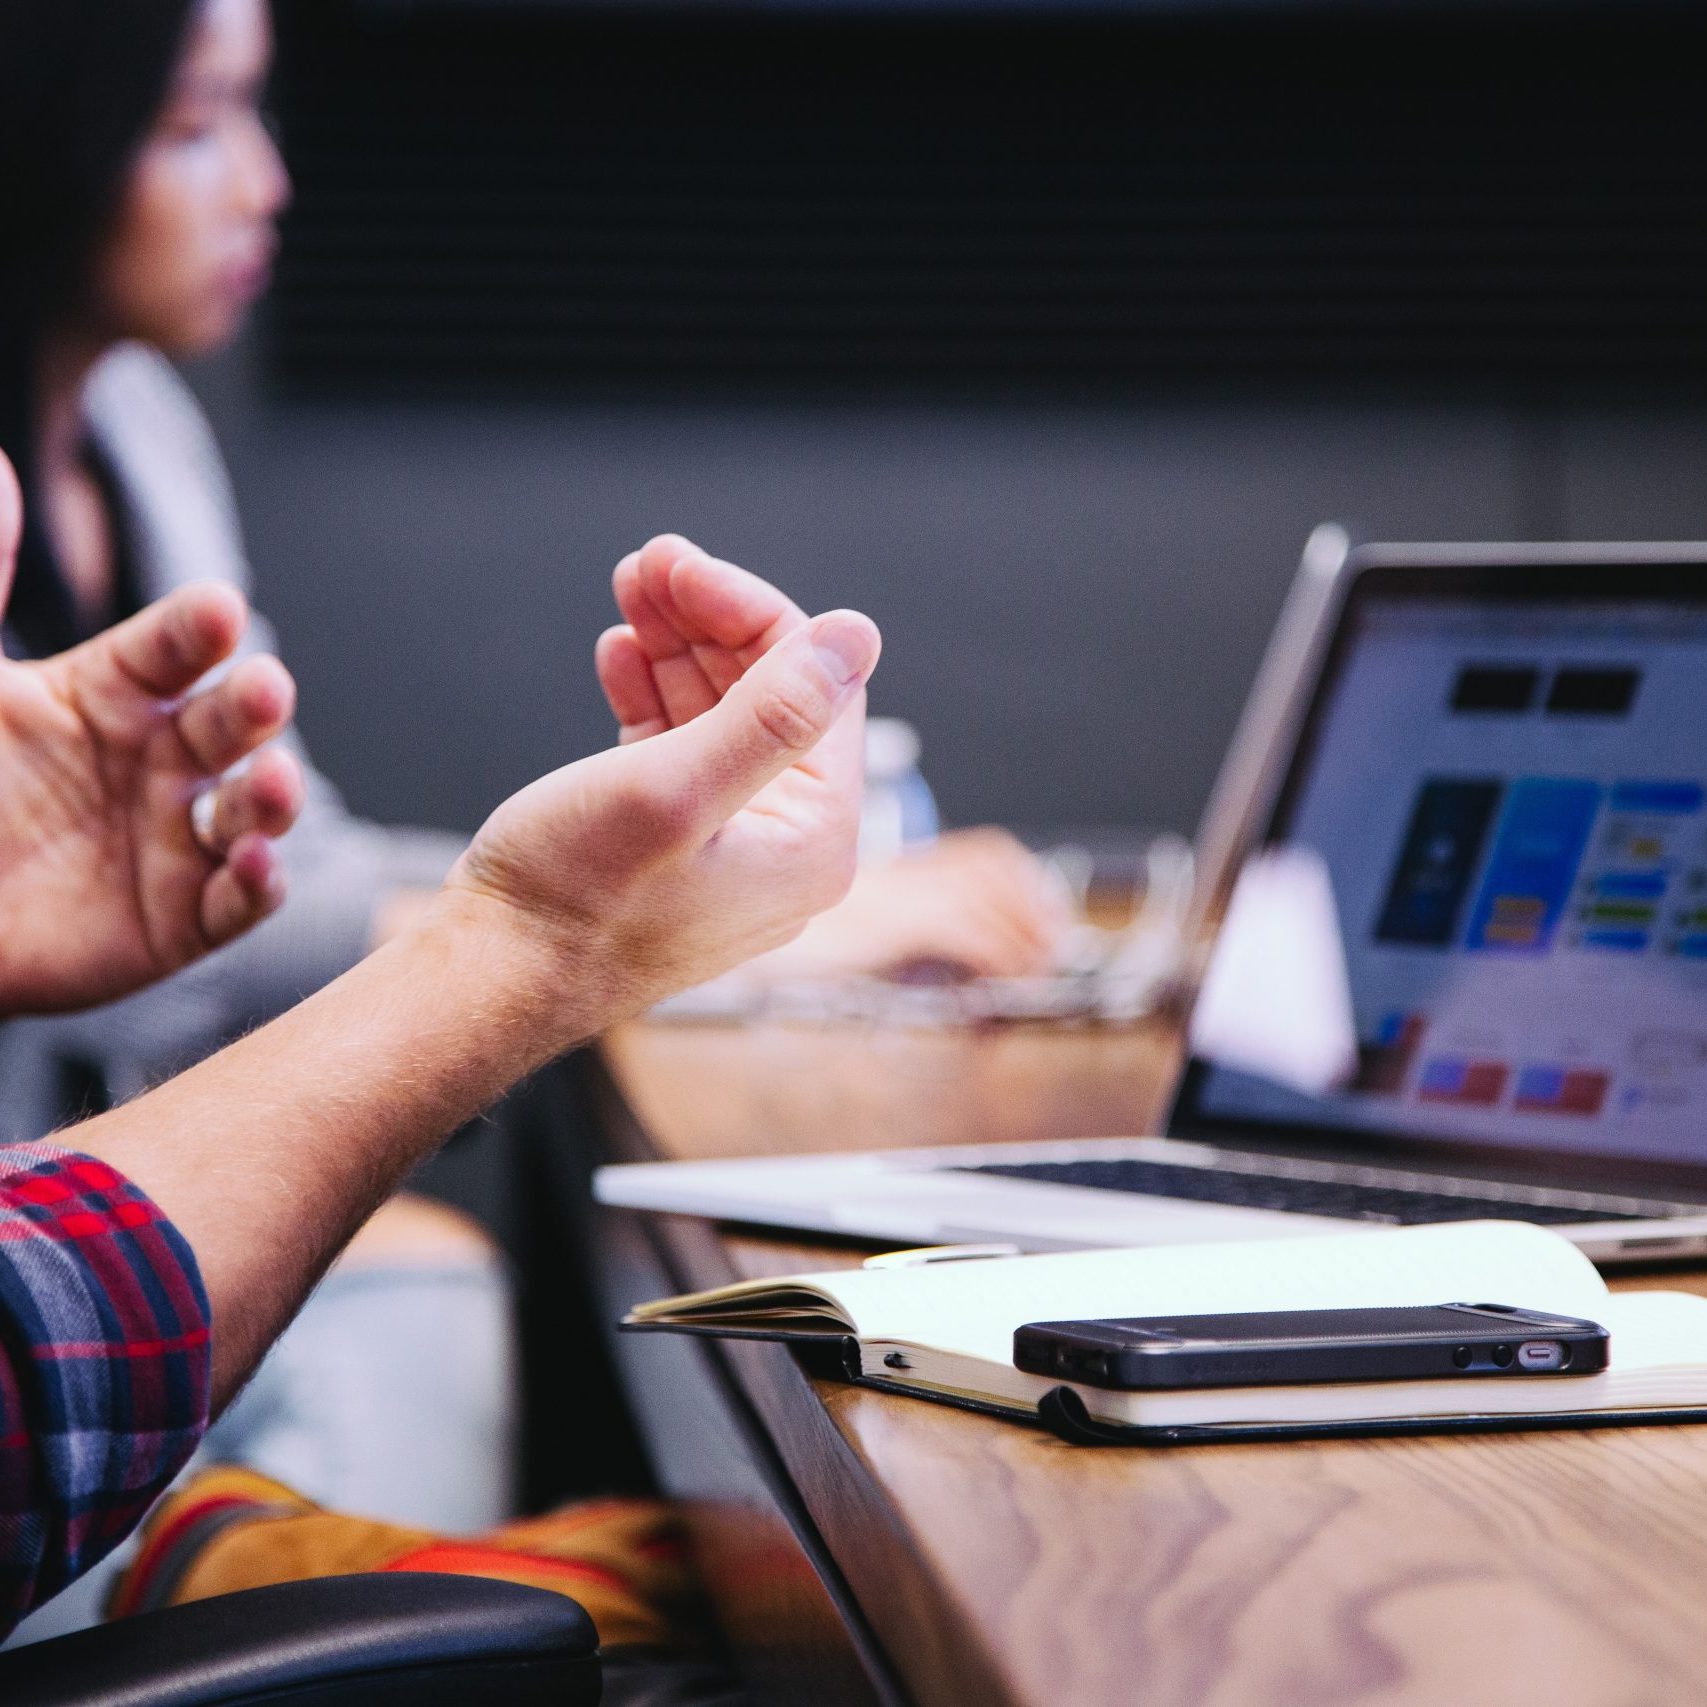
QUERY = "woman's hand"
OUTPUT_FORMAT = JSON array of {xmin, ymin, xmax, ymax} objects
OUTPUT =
[
  {"xmin": 437, "ymin": 537, "xmax": 880, "ymax": 1044},
  {"xmin": 756, "ymin": 827, "xmax": 1072, "ymax": 982}
]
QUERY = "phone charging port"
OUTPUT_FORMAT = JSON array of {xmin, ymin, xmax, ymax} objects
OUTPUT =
[{"xmin": 1517, "ymin": 1340, "xmax": 1565, "ymax": 1371}]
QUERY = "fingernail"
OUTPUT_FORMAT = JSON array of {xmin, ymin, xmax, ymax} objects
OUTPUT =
[{"xmin": 810, "ymin": 612, "xmax": 879, "ymax": 688}]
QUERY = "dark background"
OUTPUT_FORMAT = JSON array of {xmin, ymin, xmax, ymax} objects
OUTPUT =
[{"xmin": 192, "ymin": 0, "xmax": 1707, "ymax": 842}]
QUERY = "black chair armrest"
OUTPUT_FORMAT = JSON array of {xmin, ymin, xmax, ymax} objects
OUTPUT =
[{"xmin": 0, "ymin": 1572, "xmax": 600, "ymax": 1707}]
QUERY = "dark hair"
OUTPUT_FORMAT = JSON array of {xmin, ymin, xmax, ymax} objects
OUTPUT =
[{"xmin": 0, "ymin": 0, "xmax": 199, "ymax": 652}]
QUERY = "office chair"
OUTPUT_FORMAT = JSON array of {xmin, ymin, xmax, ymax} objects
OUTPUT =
[{"xmin": 0, "ymin": 1572, "xmax": 601, "ymax": 1707}]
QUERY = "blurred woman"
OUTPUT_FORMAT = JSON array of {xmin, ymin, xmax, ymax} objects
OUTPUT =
[{"xmin": 0, "ymin": 0, "xmax": 464, "ymax": 1132}]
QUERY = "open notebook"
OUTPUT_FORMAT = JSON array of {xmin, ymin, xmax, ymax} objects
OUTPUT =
[{"xmin": 623, "ymin": 1221, "xmax": 1707, "ymax": 1444}]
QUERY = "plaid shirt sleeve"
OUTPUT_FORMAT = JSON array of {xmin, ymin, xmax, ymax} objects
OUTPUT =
[{"xmin": 0, "ymin": 1142, "xmax": 210, "ymax": 1638}]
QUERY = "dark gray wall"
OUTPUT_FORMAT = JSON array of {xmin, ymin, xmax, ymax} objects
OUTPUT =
[{"xmin": 191, "ymin": 343, "xmax": 1707, "ymax": 841}]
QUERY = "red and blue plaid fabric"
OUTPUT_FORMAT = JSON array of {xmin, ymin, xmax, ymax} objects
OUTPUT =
[{"xmin": 0, "ymin": 1142, "xmax": 210, "ymax": 1638}]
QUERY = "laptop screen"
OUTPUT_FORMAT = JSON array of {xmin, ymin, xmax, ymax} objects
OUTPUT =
[{"xmin": 1183, "ymin": 570, "xmax": 1707, "ymax": 1174}]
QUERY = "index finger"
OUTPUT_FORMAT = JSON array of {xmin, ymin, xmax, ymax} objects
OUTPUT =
[
  {"xmin": 73, "ymin": 582, "xmax": 248, "ymax": 702},
  {"xmin": 615, "ymin": 540, "xmax": 813, "ymax": 729},
  {"xmin": 616, "ymin": 536, "xmax": 805, "ymax": 662},
  {"xmin": 656, "ymin": 550, "xmax": 806, "ymax": 664}
]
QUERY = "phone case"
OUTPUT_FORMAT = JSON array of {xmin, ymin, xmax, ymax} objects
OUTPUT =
[{"xmin": 1014, "ymin": 1304, "xmax": 1610, "ymax": 1390}]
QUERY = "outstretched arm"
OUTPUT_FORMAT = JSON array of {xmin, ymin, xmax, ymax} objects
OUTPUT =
[{"xmin": 70, "ymin": 537, "xmax": 879, "ymax": 1404}]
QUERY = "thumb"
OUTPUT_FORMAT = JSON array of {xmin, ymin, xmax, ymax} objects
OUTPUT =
[{"xmin": 631, "ymin": 609, "xmax": 881, "ymax": 831}]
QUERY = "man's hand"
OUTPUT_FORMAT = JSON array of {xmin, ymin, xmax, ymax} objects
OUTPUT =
[
  {"xmin": 0, "ymin": 593, "xmax": 304, "ymax": 1012},
  {"xmin": 0, "ymin": 456, "xmax": 304, "ymax": 1013},
  {"xmin": 440, "ymin": 536, "xmax": 879, "ymax": 1040},
  {"xmin": 598, "ymin": 545, "xmax": 1065, "ymax": 983}
]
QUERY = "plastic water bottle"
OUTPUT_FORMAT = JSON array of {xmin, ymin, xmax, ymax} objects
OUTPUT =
[{"xmin": 860, "ymin": 717, "xmax": 939, "ymax": 864}]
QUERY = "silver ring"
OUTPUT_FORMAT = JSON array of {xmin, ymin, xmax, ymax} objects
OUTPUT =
[{"xmin": 190, "ymin": 788, "xmax": 223, "ymax": 857}]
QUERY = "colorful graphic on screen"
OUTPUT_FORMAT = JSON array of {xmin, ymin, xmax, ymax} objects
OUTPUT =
[
  {"xmin": 1374, "ymin": 781, "xmax": 1503, "ymax": 947},
  {"xmin": 1463, "ymin": 778, "xmax": 1600, "ymax": 953},
  {"xmin": 1192, "ymin": 592, "xmax": 1707, "ymax": 1167},
  {"xmin": 1512, "ymin": 1065, "xmax": 1610, "ymax": 1118}
]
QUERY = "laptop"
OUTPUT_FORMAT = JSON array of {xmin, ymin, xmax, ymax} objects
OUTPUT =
[{"xmin": 595, "ymin": 532, "xmax": 1707, "ymax": 1265}]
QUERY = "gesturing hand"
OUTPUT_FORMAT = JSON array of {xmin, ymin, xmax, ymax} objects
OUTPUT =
[
  {"xmin": 0, "ymin": 457, "xmax": 304, "ymax": 1014},
  {"xmin": 601, "ymin": 556, "xmax": 1068, "ymax": 983},
  {"xmin": 442, "ymin": 536, "xmax": 880, "ymax": 1036}
]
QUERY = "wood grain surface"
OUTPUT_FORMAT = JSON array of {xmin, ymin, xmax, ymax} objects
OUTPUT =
[
  {"xmin": 606, "ymin": 1019, "xmax": 1179, "ymax": 1162},
  {"xmin": 600, "ymin": 1018, "xmax": 1707, "ymax": 1707}
]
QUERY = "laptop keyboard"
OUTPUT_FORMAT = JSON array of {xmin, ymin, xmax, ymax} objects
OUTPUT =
[{"xmin": 954, "ymin": 1157, "xmax": 1668, "ymax": 1226}]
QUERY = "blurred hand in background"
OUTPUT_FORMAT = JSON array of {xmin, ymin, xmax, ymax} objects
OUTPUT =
[{"xmin": 754, "ymin": 827, "xmax": 1072, "ymax": 984}]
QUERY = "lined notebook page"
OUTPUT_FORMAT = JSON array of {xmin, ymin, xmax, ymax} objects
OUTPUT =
[{"xmin": 813, "ymin": 1222, "xmax": 1611, "ymax": 1366}]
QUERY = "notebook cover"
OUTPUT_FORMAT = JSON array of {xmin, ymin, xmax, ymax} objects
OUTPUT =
[
  {"xmin": 1033, "ymin": 1383, "xmax": 1707, "ymax": 1447},
  {"xmin": 621, "ymin": 1320, "xmax": 854, "ymax": 1350}
]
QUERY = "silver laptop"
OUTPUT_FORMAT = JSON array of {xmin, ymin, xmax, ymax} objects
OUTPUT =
[{"xmin": 596, "ymin": 532, "xmax": 1707, "ymax": 1265}]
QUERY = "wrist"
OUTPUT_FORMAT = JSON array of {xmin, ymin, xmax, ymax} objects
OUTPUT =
[{"xmin": 402, "ymin": 882, "xmax": 614, "ymax": 1072}]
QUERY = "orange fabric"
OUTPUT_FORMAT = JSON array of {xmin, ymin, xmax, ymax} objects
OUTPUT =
[{"xmin": 112, "ymin": 1466, "xmax": 693, "ymax": 1650}]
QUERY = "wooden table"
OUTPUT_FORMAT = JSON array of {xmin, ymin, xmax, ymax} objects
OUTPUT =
[{"xmin": 587, "ymin": 1016, "xmax": 1707, "ymax": 1707}]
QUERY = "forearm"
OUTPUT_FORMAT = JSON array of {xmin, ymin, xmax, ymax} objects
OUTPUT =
[{"xmin": 69, "ymin": 898, "xmax": 581, "ymax": 1408}]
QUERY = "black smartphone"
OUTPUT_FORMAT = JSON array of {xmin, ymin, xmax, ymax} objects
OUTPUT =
[{"xmin": 1012, "ymin": 1303, "xmax": 1610, "ymax": 1391}]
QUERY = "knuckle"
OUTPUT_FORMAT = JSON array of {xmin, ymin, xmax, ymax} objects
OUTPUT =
[
  {"xmin": 752, "ymin": 681, "xmax": 828, "ymax": 753},
  {"xmin": 214, "ymin": 688, "xmax": 246, "ymax": 753},
  {"xmin": 189, "ymin": 693, "xmax": 233, "ymax": 764},
  {"xmin": 158, "ymin": 603, "xmax": 197, "ymax": 676}
]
